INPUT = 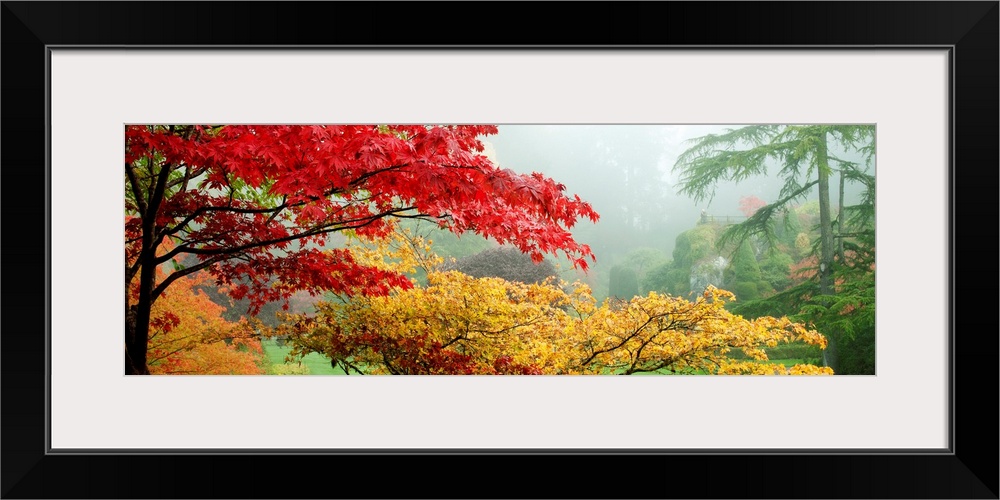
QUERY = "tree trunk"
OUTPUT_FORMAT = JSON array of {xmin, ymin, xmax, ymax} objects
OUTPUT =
[
  {"xmin": 816, "ymin": 132, "xmax": 839, "ymax": 371},
  {"xmin": 125, "ymin": 155, "xmax": 172, "ymax": 375},
  {"xmin": 126, "ymin": 221, "xmax": 159, "ymax": 375},
  {"xmin": 126, "ymin": 260, "xmax": 154, "ymax": 375},
  {"xmin": 837, "ymin": 170, "xmax": 846, "ymax": 262},
  {"xmin": 125, "ymin": 305, "xmax": 149, "ymax": 375}
]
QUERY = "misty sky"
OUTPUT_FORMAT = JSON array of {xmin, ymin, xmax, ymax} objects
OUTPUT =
[
  {"xmin": 476, "ymin": 124, "xmax": 873, "ymax": 282},
  {"xmin": 486, "ymin": 124, "xmax": 870, "ymax": 218}
]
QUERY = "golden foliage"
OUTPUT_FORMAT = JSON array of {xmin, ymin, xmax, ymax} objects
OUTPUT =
[{"xmin": 278, "ymin": 227, "xmax": 833, "ymax": 375}]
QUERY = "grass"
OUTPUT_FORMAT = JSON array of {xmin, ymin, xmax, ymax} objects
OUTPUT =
[
  {"xmin": 259, "ymin": 339, "xmax": 822, "ymax": 375},
  {"xmin": 261, "ymin": 339, "xmax": 346, "ymax": 375},
  {"xmin": 769, "ymin": 358, "xmax": 820, "ymax": 367},
  {"xmin": 634, "ymin": 368, "xmax": 709, "ymax": 375}
]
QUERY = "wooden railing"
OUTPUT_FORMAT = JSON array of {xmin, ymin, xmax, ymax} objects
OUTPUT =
[{"xmin": 698, "ymin": 214, "xmax": 748, "ymax": 226}]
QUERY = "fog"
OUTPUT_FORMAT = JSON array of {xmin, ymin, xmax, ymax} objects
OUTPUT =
[{"xmin": 476, "ymin": 124, "xmax": 873, "ymax": 299}]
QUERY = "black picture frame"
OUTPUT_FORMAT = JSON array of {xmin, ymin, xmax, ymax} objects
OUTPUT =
[{"xmin": 2, "ymin": 2, "xmax": 996, "ymax": 498}]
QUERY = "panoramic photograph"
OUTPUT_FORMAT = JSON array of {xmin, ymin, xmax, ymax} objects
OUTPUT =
[{"xmin": 124, "ymin": 124, "xmax": 875, "ymax": 375}]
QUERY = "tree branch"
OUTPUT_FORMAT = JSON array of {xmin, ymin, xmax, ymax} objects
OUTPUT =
[
  {"xmin": 150, "ymin": 254, "xmax": 232, "ymax": 303},
  {"xmin": 159, "ymin": 199, "xmax": 293, "ymax": 239},
  {"xmin": 155, "ymin": 206, "xmax": 422, "ymax": 264},
  {"xmin": 580, "ymin": 310, "xmax": 682, "ymax": 367},
  {"xmin": 716, "ymin": 179, "xmax": 820, "ymax": 251},
  {"xmin": 347, "ymin": 163, "xmax": 411, "ymax": 187},
  {"xmin": 125, "ymin": 162, "xmax": 148, "ymax": 217}
]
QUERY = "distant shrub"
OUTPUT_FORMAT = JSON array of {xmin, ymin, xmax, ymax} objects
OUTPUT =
[
  {"xmin": 642, "ymin": 261, "xmax": 673, "ymax": 294},
  {"xmin": 775, "ymin": 208, "xmax": 802, "ymax": 248},
  {"xmin": 732, "ymin": 281, "xmax": 760, "ymax": 301},
  {"xmin": 727, "ymin": 342, "xmax": 824, "ymax": 363},
  {"xmin": 759, "ymin": 252, "xmax": 794, "ymax": 292},
  {"xmin": 764, "ymin": 342, "xmax": 823, "ymax": 360},
  {"xmin": 609, "ymin": 265, "xmax": 639, "ymax": 300},
  {"xmin": 726, "ymin": 241, "xmax": 761, "ymax": 285},
  {"xmin": 672, "ymin": 225, "xmax": 718, "ymax": 269},
  {"xmin": 794, "ymin": 233, "xmax": 811, "ymax": 255},
  {"xmin": 441, "ymin": 246, "xmax": 557, "ymax": 285}
]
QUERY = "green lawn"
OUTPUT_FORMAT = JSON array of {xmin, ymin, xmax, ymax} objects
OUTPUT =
[
  {"xmin": 633, "ymin": 369, "xmax": 708, "ymax": 375},
  {"xmin": 259, "ymin": 339, "xmax": 820, "ymax": 375},
  {"xmin": 769, "ymin": 358, "xmax": 824, "ymax": 368},
  {"xmin": 261, "ymin": 339, "xmax": 346, "ymax": 375}
]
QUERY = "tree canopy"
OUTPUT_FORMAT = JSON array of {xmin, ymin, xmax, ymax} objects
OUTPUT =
[
  {"xmin": 125, "ymin": 124, "xmax": 599, "ymax": 374},
  {"xmin": 277, "ymin": 227, "xmax": 834, "ymax": 375},
  {"xmin": 673, "ymin": 124, "xmax": 875, "ymax": 372}
]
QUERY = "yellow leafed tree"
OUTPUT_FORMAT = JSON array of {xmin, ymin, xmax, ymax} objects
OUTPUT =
[{"xmin": 278, "ymin": 225, "xmax": 833, "ymax": 375}]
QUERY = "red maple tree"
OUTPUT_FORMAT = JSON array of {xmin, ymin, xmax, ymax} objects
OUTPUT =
[
  {"xmin": 125, "ymin": 125, "xmax": 599, "ymax": 374},
  {"xmin": 738, "ymin": 195, "xmax": 767, "ymax": 217}
]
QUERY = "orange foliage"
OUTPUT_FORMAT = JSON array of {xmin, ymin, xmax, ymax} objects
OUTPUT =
[
  {"xmin": 789, "ymin": 250, "xmax": 874, "ymax": 291},
  {"xmin": 789, "ymin": 255, "xmax": 819, "ymax": 283},
  {"xmin": 133, "ymin": 266, "xmax": 264, "ymax": 375}
]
